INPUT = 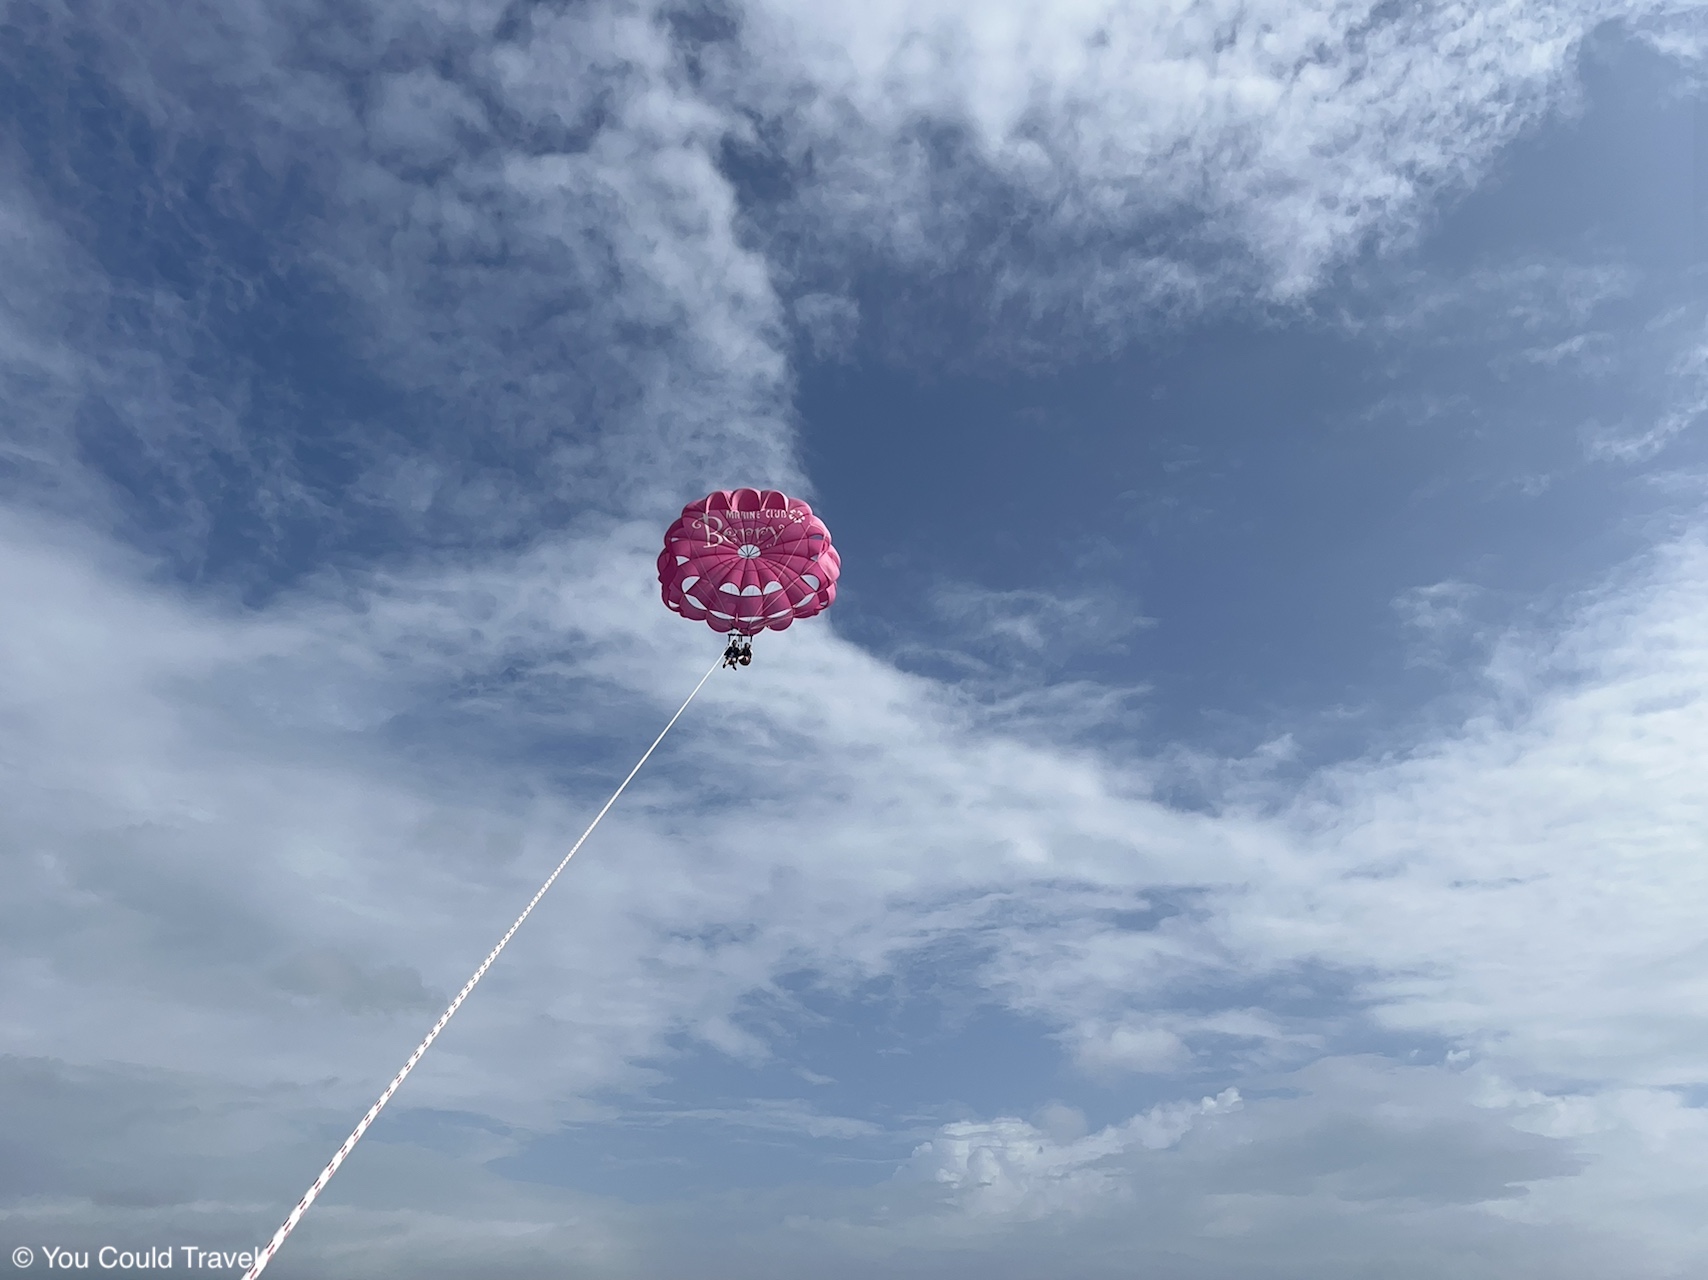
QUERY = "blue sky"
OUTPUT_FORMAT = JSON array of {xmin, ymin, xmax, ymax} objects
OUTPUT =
[{"xmin": 3, "ymin": 2, "xmax": 1708, "ymax": 1277}]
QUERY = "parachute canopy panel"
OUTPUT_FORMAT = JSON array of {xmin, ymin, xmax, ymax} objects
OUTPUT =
[{"xmin": 658, "ymin": 488, "xmax": 840, "ymax": 635}]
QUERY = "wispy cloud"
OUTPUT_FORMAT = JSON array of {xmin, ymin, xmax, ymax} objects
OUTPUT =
[
  {"xmin": 1585, "ymin": 307, "xmax": 1708, "ymax": 461},
  {"xmin": 718, "ymin": 0, "xmax": 1649, "ymax": 361}
]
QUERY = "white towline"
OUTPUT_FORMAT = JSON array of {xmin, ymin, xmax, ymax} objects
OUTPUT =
[{"xmin": 242, "ymin": 654, "xmax": 725, "ymax": 1280}]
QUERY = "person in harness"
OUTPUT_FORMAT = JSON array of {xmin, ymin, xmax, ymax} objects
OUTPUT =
[{"xmin": 722, "ymin": 634, "xmax": 753, "ymax": 668}]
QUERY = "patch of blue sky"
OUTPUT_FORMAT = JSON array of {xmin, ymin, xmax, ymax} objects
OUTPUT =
[{"xmin": 0, "ymin": 16, "xmax": 397, "ymax": 581}]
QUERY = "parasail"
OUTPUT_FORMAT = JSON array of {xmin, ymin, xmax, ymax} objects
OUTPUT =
[
  {"xmin": 244, "ymin": 485, "xmax": 843, "ymax": 1271},
  {"xmin": 658, "ymin": 488, "xmax": 840, "ymax": 637},
  {"xmin": 242, "ymin": 487, "xmax": 840, "ymax": 1279}
]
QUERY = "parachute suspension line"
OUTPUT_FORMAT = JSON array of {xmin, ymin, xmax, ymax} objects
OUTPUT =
[{"xmin": 242, "ymin": 653, "xmax": 726, "ymax": 1280}]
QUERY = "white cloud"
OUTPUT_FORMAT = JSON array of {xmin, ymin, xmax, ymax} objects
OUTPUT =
[
  {"xmin": 1068, "ymin": 1022, "xmax": 1191, "ymax": 1074},
  {"xmin": 792, "ymin": 291, "xmax": 860, "ymax": 361},
  {"xmin": 1586, "ymin": 308, "xmax": 1708, "ymax": 461},
  {"xmin": 1223, "ymin": 535, "xmax": 1708, "ymax": 1111},
  {"xmin": 366, "ymin": 68, "xmax": 490, "ymax": 170},
  {"xmin": 719, "ymin": 0, "xmax": 1656, "ymax": 357},
  {"xmin": 930, "ymin": 583, "xmax": 1153, "ymax": 658},
  {"xmin": 901, "ymin": 1087, "xmax": 1240, "ymax": 1218},
  {"xmin": 1393, "ymin": 579, "xmax": 1487, "ymax": 669},
  {"xmin": 1353, "ymin": 260, "xmax": 1637, "ymax": 343},
  {"xmin": 1630, "ymin": 4, "xmax": 1708, "ymax": 62}
]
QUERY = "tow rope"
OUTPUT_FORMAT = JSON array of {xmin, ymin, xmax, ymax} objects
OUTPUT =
[{"xmin": 243, "ymin": 653, "xmax": 725, "ymax": 1279}]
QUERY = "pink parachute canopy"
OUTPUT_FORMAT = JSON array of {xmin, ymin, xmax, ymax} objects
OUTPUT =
[{"xmin": 658, "ymin": 488, "xmax": 840, "ymax": 635}]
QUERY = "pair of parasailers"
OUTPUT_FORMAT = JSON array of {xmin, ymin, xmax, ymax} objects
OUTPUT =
[{"xmin": 721, "ymin": 635, "xmax": 753, "ymax": 667}]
